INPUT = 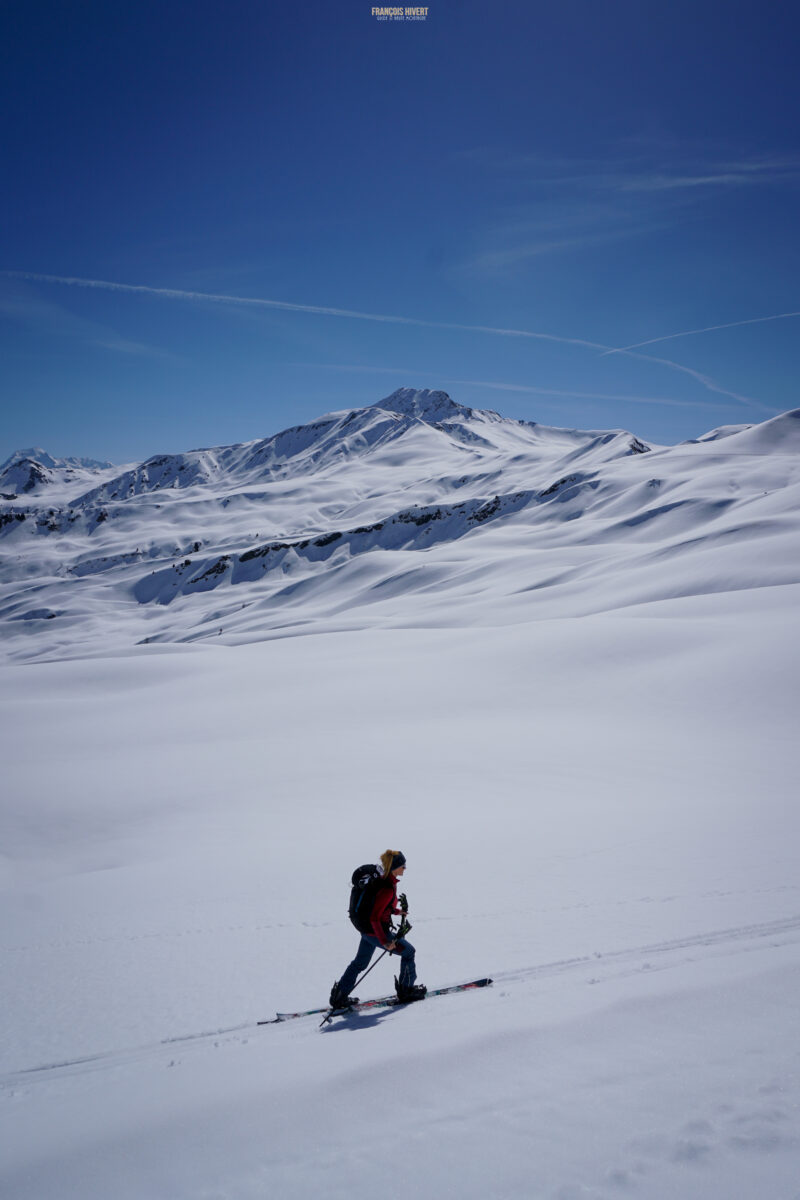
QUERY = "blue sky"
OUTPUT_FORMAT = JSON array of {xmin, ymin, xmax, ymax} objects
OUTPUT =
[{"xmin": 2, "ymin": 0, "xmax": 799, "ymax": 464}]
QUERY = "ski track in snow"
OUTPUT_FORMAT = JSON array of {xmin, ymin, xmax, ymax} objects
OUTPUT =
[
  {"xmin": 4, "ymin": 912, "xmax": 799, "ymax": 1091},
  {"xmin": 4, "ymin": 878, "xmax": 798, "ymax": 954}
]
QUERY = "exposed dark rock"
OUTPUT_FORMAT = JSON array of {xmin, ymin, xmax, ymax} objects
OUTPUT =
[
  {"xmin": 397, "ymin": 508, "xmax": 443, "ymax": 526},
  {"xmin": 470, "ymin": 496, "xmax": 501, "ymax": 523},
  {"xmin": 188, "ymin": 556, "xmax": 231, "ymax": 584},
  {"xmin": 539, "ymin": 475, "xmax": 579, "ymax": 498},
  {"xmin": 313, "ymin": 531, "xmax": 343, "ymax": 547},
  {"xmin": 0, "ymin": 512, "xmax": 26, "ymax": 529}
]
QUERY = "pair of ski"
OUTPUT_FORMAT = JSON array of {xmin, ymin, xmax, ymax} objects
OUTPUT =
[{"xmin": 258, "ymin": 977, "xmax": 492, "ymax": 1027}]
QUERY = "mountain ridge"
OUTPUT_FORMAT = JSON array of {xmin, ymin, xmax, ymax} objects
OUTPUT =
[{"xmin": 1, "ymin": 390, "xmax": 799, "ymax": 661}]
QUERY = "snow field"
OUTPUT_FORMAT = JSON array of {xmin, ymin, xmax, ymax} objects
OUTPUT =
[{"xmin": 1, "ymin": 598, "xmax": 799, "ymax": 1197}]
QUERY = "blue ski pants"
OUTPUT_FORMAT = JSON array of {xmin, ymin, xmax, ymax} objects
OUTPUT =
[{"xmin": 337, "ymin": 933, "xmax": 417, "ymax": 997}]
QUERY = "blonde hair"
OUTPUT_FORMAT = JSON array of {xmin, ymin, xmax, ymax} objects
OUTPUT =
[{"xmin": 380, "ymin": 849, "xmax": 402, "ymax": 878}]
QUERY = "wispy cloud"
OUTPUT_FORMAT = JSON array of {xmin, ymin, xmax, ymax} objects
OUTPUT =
[
  {"xmin": 2, "ymin": 269, "xmax": 769, "ymax": 412},
  {"xmin": 454, "ymin": 146, "xmax": 800, "ymax": 194},
  {"xmin": 455, "ymin": 202, "xmax": 663, "ymax": 275},
  {"xmin": 459, "ymin": 224, "xmax": 664, "ymax": 273},
  {"xmin": 450, "ymin": 146, "xmax": 800, "ymax": 278},
  {"xmin": 463, "ymin": 236, "xmax": 589, "ymax": 272},
  {"xmin": 602, "ymin": 310, "xmax": 800, "ymax": 355},
  {"xmin": 0, "ymin": 281, "xmax": 176, "ymax": 361},
  {"xmin": 616, "ymin": 157, "xmax": 800, "ymax": 192}
]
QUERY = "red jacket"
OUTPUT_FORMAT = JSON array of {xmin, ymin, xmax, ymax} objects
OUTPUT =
[{"xmin": 369, "ymin": 876, "xmax": 401, "ymax": 945}]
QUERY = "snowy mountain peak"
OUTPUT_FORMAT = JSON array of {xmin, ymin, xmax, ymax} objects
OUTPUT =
[
  {"xmin": 0, "ymin": 456, "xmax": 53, "ymax": 495},
  {"xmin": 0, "ymin": 446, "xmax": 54, "ymax": 471},
  {"xmin": 372, "ymin": 387, "xmax": 471, "ymax": 423},
  {"xmin": 0, "ymin": 447, "xmax": 113, "ymax": 472},
  {"xmin": 0, "ymin": 448, "xmax": 117, "ymax": 497}
]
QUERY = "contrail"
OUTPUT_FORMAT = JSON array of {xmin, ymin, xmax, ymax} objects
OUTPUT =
[
  {"xmin": 449, "ymin": 376, "xmax": 729, "ymax": 410},
  {"xmin": 602, "ymin": 310, "xmax": 800, "ymax": 355},
  {"xmin": 310, "ymin": 362, "xmax": 728, "ymax": 409},
  {"xmin": 622, "ymin": 347, "xmax": 773, "ymax": 412},
  {"xmin": 3, "ymin": 269, "xmax": 770, "ymax": 411},
  {"xmin": 2, "ymin": 270, "xmax": 608, "ymax": 351}
]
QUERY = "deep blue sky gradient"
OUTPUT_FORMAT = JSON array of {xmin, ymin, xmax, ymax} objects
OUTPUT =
[{"xmin": 2, "ymin": 0, "xmax": 799, "ymax": 463}]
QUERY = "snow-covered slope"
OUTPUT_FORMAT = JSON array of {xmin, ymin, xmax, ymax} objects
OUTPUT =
[
  {"xmin": 3, "ymin": 388, "xmax": 798, "ymax": 663},
  {"xmin": 2, "ymin": 607, "xmax": 799, "ymax": 1199},
  {"xmin": 1, "ymin": 389, "xmax": 799, "ymax": 1197}
]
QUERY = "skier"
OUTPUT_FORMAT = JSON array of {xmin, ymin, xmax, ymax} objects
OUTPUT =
[{"xmin": 330, "ymin": 849, "xmax": 426, "ymax": 1010}]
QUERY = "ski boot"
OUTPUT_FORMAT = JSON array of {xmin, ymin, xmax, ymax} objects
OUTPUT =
[
  {"xmin": 329, "ymin": 982, "xmax": 358, "ymax": 1011},
  {"xmin": 394, "ymin": 975, "xmax": 427, "ymax": 1004}
]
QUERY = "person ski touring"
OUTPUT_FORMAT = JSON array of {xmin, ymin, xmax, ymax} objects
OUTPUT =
[{"xmin": 329, "ymin": 849, "xmax": 426, "ymax": 1010}]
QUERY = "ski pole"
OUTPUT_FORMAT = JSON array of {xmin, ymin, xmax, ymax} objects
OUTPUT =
[
  {"xmin": 354, "ymin": 948, "xmax": 388, "ymax": 990},
  {"xmin": 353, "ymin": 917, "xmax": 412, "ymax": 990}
]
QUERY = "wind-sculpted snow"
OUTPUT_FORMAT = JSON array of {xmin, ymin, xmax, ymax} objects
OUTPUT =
[
  {"xmin": 132, "ymin": 488, "xmax": 543, "ymax": 605},
  {"xmin": 1, "ymin": 388, "xmax": 799, "ymax": 661},
  {"xmin": 684, "ymin": 409, "xmax": 800, "ymax": 451}
]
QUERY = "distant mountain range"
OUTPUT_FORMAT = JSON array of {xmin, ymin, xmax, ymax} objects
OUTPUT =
[
  {"xmin": 0, "ymin": 448, "xmax": 115, "ymax": 498},
  {"xmin": 2, "ymin": 387, "xmax": 799, "ymax": 662}
]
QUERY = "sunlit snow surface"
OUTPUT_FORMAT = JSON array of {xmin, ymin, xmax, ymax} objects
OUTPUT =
[{"xmin": 1, "ymin": 391, "xmax": 799, "ymax": 1198}]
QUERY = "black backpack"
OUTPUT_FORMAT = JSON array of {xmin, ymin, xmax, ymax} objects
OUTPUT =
[{"xmin": 348, "ymin": 863, "xmax": 383, "ymax": 933}]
